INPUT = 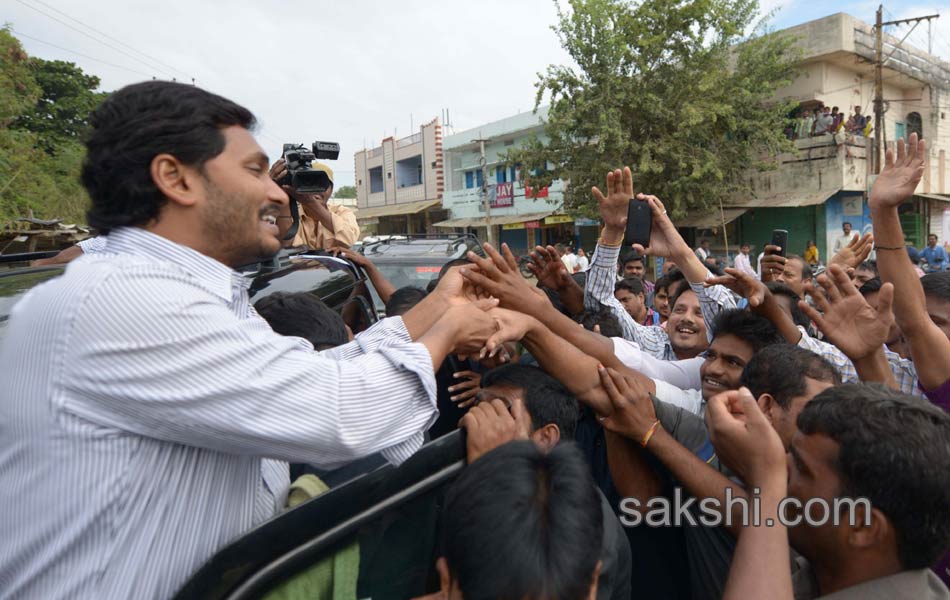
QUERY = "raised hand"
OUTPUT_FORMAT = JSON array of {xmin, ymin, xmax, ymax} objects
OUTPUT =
[
  {"xmin": 433, "ymin": 262, "xmax": 484, "ymax": 306},
  {"xmin": 799, "ymin": 264, "xmax": 894, "ymax": 361},
  {"xmin": 332, "ymin": 247, "xmax": 372, "ymax": 269},
  {"xmin": 592, "ymin": 167, "xmax": 634, "ymax": 236},
  {"xmin": 759, "ymin": 244, "xmax": 787, "ymax": 282},
  {"xmin": 706, "ymin": 267, "xmax": 769, "ymax": 308},
  {"xmin": 442, "ymin": 299, "xmax": 501, "ymax": 356},
  {"xmin": 597, "ymin": 365, "xmax": 658, "ymax": 442},
  {"xmin": 630, "ymin": 193, "xmax": 688, "ymax": 260},
  {"xmin": 869, "ymin": 133, "xmax": 926, "ymax": 209},
  {"xmin": 460, "ymin": 397, "xmax": 532, "ymax": 464},
  {"xmin": 482, "ymin": 308, "xmax": 541, "ymax": 358},
  {"xmin": 461, "ymin": 243, "xmax": 551, "ymax": 314},
  {"xmin": 705, "ymin": 387, "xmax": 786, "ymax": 487},
  {"xmin": 828, "ymin": 232, "xmax": 874, "ymax": 270},
  {"xmin": 448, "ymin": 370, "xmax": 482, "ymax": 408},
  {"xmin": 528, "ymin": 245, "xmax": 574, "ymax": 291}
]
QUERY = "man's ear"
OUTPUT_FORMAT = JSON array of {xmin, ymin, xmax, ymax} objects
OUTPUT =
[
  {"xmin": 150, "ymin": 153, "xmax": 202, "ymax": 208},
  {"xmin": 757, "ymin": 393, "xmax": 777, "ymax": 424},
  {"xmin": 530, "ymin": 424, "xmax": 561, "ymax": 452},
  {"xmin": 848, "ymin": 505, "xmax": 891, "ymax": 551}
]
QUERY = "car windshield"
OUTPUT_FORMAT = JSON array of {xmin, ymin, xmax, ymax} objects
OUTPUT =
[
  {"xmin": 373, "ymin": 263, "xmax": 441, "ymax": 291},
  {"xmin": 0, "ymin": 269, "xmax": 64, "ymax": 343}
]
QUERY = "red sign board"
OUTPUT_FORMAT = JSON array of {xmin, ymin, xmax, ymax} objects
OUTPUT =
[
  {"xmin": 525, "ymin": 184, "xmax": 549, "ymax": 199},
  {"xmin": 491, "ymin": 182, "xmax": 514, "ymax": 208},
  {"xmin": 524, "ymin": 221, "xmax": 541, "ymax": 229}
]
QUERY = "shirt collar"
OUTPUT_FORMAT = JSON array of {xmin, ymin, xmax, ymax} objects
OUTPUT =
[{"xmin": 103, "ymin": 227, "xmax": 243, "ymax": 302}]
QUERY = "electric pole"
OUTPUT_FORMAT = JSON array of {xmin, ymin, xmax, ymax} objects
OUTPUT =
[
  {"xmin": 473, "ymin": 137, "xmax": 493, "ymax": 244},
  {"xmin": 873, "ymin": 6, "xmax": 940, "ymax": 173}
]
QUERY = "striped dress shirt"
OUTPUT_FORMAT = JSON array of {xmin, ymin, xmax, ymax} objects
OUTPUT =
[{"xmin": 0, "ymin": 227, "xmax": 437, "ymax": 599}]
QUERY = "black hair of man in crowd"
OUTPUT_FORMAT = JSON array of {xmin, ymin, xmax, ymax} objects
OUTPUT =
[
  {"xmin": 83, "ymin": 81, "xmax": 255, "ymax": 233},
  {"xmin": 254, "ymin": 292, "xmax": 348, "ymax": 351},
  {"xmin": 741, "ymin": 345, "xmax": 840, "ymax": 411},
  {"xmin": 438, "ymin": 441, "xmax": 603, "ymax": 599},
  {"xmin": 765, "ymin": 281, "xmax": 812, "ymax": 330},
  {"xmin": 795, "ymin": 384, "xmax": 950, "ymax": 571},
  {"xmin": 480, "ymin": 365, "xmax": 580, "ymax": 440},
  {"xmin": 385, "ymin": 286, "xmax": 428, "ymax": 317},
  {"xmin": 710, "ymin": 309, "xmax": 785, "ymax": 353},
  {"xmin": 578, "ymin": 308, "xmax": 624, "ymax": 339}
]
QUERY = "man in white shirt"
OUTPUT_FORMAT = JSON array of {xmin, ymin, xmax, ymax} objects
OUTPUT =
[
  {"xmin": 575, "ymin": 247, "xmax": 590, "ymax": 272},
  {"xmin": 833, "ymin": 221, "xmax": 856, "ymax": 254},
  {"xmin": 734, "ymin": 242, "xmax": 756, "ymax": 278},
  {"xmin": 558, "ymin": 243, "xmax": 578, "ymax": 273},
  {"xmin": 0, "ymin": 81, "xmax": 514, "ymax": 600}
]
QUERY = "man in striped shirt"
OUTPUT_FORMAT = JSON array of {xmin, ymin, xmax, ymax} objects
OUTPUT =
[{"xmin": 0, "ymin": 82, "xmax": 506, "ymax": 599}]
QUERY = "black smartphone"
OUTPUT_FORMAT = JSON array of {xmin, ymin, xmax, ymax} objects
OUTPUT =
[
  {"xmin": 624, "ymin": 200, "xmax": 652, "ymax": 247},
  {"xmin": 770, "ymin": 229, "xmax": 789, "ymax": 257}
]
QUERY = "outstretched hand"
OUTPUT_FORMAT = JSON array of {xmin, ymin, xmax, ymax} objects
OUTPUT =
[
  {"xmin": 597, "ymin": 365, "xmax": 658, "ymax": 442},
  {"xmin": 799, "ymin": 264, "xmax": 894, "ymax": 361},
  {"xmin": 828, "ymin": 232, "xmax": 874, "ymax": 270},
  {"xmin": 705, "ymin": 387, "xmax": 786, "ymax": 487},
  {"xmin": 461, "ymin": 243, "xmax": 551, "ymax": 314},
  {"xmin": 869, "ymin": 133, "xmax": 926, "ymax": 209},
  {"xmin": 460, "ymin": 397, "xmax": 532, "ymax": 464},
  {"xmin": 592, "ymin": 167, "xmax": 634, "ymax": 235},
  {"xmin": 528, "ymin": 245, "xmax": 574, "ymax": 291},
  {"xmin": 706, "ymin": 268, "xmax": 769, "ymax": 308}
]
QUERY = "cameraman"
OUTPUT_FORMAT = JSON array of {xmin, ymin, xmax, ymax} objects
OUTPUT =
[{"xmin": 269, "ymin": 159, "xmax": 360, "ymax": 250}]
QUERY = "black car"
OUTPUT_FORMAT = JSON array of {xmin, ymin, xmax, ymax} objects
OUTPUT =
[
  {"xmin": 0, "ymin": 247, "xmax": 381, "ymax": 342},
  {"xmin": 359, "ymin": 234, "xmax": 483, "ymax": 314}
]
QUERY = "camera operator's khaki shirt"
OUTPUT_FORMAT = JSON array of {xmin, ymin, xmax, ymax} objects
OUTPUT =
[{"xmin": 293, "ymin": 203, "xmax": 360, "ymax": 250}]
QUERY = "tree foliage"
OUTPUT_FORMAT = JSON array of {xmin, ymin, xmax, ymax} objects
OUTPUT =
[
  {"xmin": 507, "ymin": 0, "xmax": 800, "ymax": 218},
  {"xmin": 333, "ymin": 184, "xmax": 357, "ymax": 199},
  {"xmin": 0, "ymin": 28, "xmax": 102, "ymax": 226}
]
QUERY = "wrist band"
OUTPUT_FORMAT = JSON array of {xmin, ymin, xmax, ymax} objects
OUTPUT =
[
  {"xmin": 598, "ymin": 236, "xmax": 624, "ymax": 248},
  {"xmin": 874, "ymin": 245, "xmax": 905, "ymax": 251},
  {"xmin": 641, "ymin": 419, "xmax": 662, "ymax": 447}
]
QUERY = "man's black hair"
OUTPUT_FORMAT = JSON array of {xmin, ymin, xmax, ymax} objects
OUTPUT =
[
  {"xmin": 765, "ymin": 281, "xmax": 811, "ymax": 330},
  {"xmin": 665, "ymin": 269, "xmax": 691, "ymax": 308},
  {"xmin": 858, "ymin": 277, "xmax": 883, "ymax": 296},
  {"xmin": 842, "ymin": 221, "xmax": 852, "ymax": 228},
  {"xmin": 710, "ymin": 309, "xmax": 783, "ymax": 351},
  {"xmin": 441, "ymin": 441, "xmax": 603, "ymax": 599},
  {"xmin": 385, "ymin": 286, "xmax": 427, "ymax": 316},
  {"xmin": 615, "ymin": 276, "xmax": 645, "ymax": 296},
  {"xmin": 740, "ymin": 345, "xmax": 839, "ymax": 410},
  {"xmin": 82, "ymin": 81, "xmax": 256, "ymax": 234},
  {"xmin": 654, "ymin": 274, "xmax": 673, "ymax": 294},
  {"xmin": 480, "ymin": 364, "xmax": 579, "ymax": 441},
  {"xmin": 856, "ymin": 260, "xmax": 879, "ymax": 277},
  {"xmin": 921, "ymin": 272, "xmax": 950, "ymax": 302},
  {"xmin": 797, "ymin": 384, "xmax": 950, "ymax": 569},
  {"xmin": 254, "ymin": 292, "xmax": 348, "ymax": 351},
  {"xmin": 787, "ymin": 254, "xmax": 813, "ymax": 281},
  {"xmin": 621, "ymin": 251, "xmax": 644, "ymax": 265},
  {"xmin": 437, "ymin": 258, "xmax": 471, "ymax": 281},
  {"xmin": 577, "ymin": 308, "xmax": 623, "ymax": 339}
]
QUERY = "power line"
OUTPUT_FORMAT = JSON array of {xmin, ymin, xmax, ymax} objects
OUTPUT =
[
  {"xmin": 11, "ymin": 29, "xmax": 156, "ymax": 78},
  {"xmin": 24, "ymin": 0, "xmax": 193, "ymax": 80},
  {"xmin": 13, "ymin": 0, "xmax": 178, "ymax": 79}
]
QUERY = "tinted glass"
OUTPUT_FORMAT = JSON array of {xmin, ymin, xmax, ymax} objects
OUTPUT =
[
  {"xmin": 373, "ymin": 263, "xmax": 441, "ymax": 292},
  {"xmin": 248, "ymin": 257, "xmax": 358, "ymax": 309},
  {"xmin": 0, "ymin": 269, "xmax": 64, "ymax": 342}
]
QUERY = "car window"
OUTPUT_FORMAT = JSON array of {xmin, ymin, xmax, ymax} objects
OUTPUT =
[
  {"xmin": 174, "ymin": 432, "xmax": 466, "ymax": 600},
  {"xmin": 373, "ymin": 263, "xmax": 441, "ymax": 291},
  {"xmin": 248, "ymin": 256, "xmax": 359, "ymax": 308},
  {"xmin": 0, "ymin": 269, "xmax": 64, "ymax": 343}
]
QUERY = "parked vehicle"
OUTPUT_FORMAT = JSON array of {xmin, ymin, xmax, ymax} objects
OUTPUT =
[{"xmin": 358, "ymin": 234, "xmax": 483, "ymax": 314}]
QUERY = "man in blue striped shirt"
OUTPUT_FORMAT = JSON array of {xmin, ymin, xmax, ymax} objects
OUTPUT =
[{"xmin": 0, "ymin": 82, "xmax": 505, "ymax": 599}]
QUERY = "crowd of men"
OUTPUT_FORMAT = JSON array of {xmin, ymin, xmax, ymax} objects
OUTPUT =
[
  {"xmin": 788, "ymin": 105, "xmax": 870, "ymax": 140},
  {"xmin": 0, "ymin": 81, "xmax": 948, "ymax": 600}
]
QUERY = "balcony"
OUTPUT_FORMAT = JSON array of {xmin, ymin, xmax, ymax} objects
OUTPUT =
[{"xmin": 396, "ymin": 132, "xmax": 423, "ymax": 148}]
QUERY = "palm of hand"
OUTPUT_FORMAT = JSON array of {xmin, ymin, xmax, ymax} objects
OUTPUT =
[
  {"xmin": 599, "ymin": 191, "xmax": 629, "ymax": 229},
  {"xmin": 538, "ymin": 260, "xmax": 568, "ymax": 289},
  {"xmin": 870, "ymin": 164, "xmax": 922, "ymax": 208},
  {"xmin": 823, "ymin": 297, "xmax": 887, "ymax": 356}
]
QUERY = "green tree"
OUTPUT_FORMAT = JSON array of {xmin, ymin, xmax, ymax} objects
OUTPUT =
[
  {"xmin": 333, "ymin": 185, "xmax": 357, "ymax": 199},
  {"xmin": 0, "ymin": 29, "xmax": 101, "ymax": 226},
  {"xmin": 507, "ymin": 0, "xmax": 799, "ymax": 218},
  {"xmin": 12, "ymin": 57, "xmax": 106, "ymax": 154}
]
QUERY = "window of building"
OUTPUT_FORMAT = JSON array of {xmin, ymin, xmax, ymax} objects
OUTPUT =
[
  {"xmin": 495, "ymin": 166, "xmax": 507, "ymax": 184},
  {"xmin": 476, "ymin": 170, "xmax": 483, "ymax": 188},
  {"xmin": 369, "ymin": 167, "xmax": 384, "ymax": 194},
  {"xmin": 895, "ymin": 122, "xmax": 906, "ymax": 142},
  {"xmin": 465, "ymin": 171, "xmax": 474, "ymax": 189},
  {"xmin": 396, "ymin": 155, "xmax": 423, "ymax": 188},
  {"xmin": 907, "ymin": 112, "xmax": 923, "ymax": 140}
]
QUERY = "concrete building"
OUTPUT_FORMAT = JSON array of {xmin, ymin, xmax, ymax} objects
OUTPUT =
[
  {"xmin": 436, "ymin": 107, "xmax": 599, "ymax": 253},
  {"xmin": 353, "ymin": 117, "xmax": 446, "ymax": 236},
  {"xmin": 700, "ymin": 12, "xmax": 950, "ymax": 262}
]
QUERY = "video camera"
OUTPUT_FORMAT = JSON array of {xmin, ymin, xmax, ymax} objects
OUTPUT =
[{"xmin": 279, "ymin": 141, "xmax": 341, "ymax": 194}]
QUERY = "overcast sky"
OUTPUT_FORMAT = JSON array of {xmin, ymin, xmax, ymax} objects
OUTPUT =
[{"xmin": 7, "ymin": 0, "xmax": 949, "ymax": 188}]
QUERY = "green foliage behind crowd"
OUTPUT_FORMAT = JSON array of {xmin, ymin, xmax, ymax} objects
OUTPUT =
[
  {"xmin": 507, "ymin": 0, "xmax": 800, "ymax": 218},
  {"xmin": 0, "ymin": 28, "xmax": 105, "ymax": 227}
]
